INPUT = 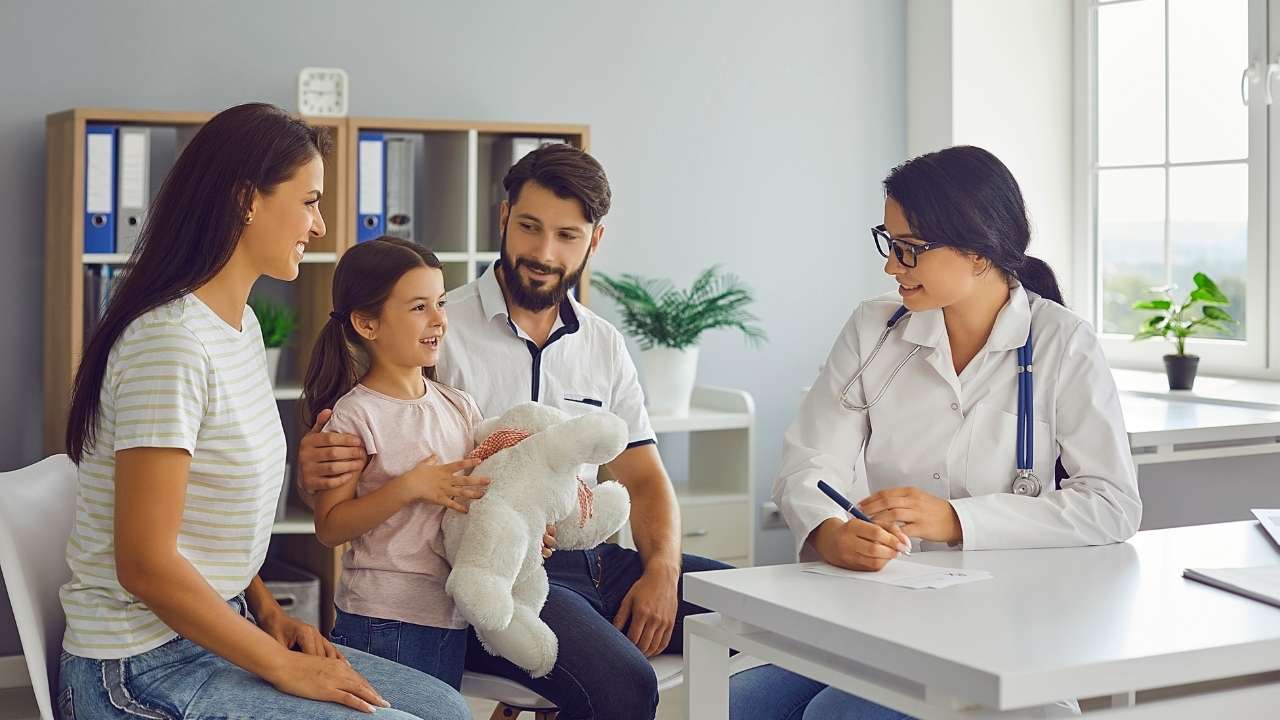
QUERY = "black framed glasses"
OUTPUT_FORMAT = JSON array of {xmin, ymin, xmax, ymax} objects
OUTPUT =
[{"xmin": 871, "ymin": 224, "xmax": 945, "ymax": 268}]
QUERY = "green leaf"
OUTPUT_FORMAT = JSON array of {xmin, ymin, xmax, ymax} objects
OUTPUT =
[
  {"xmin": 591, "ymin": 267, "xmax": 766, "ymax": 349},
  {"xmin": 1191, "ymin": 273, "xmax": 1229, "ymax": 304},
  {"xmin": 1189, "ymin": 288, "xmax": 1227, "ymax": 306},
  {"xmin": 248, "ymin": 298, "xmax": 296, "ymax": 349},
  {"xmin": 1131, "ymin": 330, "xmax": 1164, "ymax": 342},
  {"xmin": 1132, "ymin": 299, "xmax": 1171, "ymax": 310},
  {"xmin": 1202, "ymin": 305, "xmax": 1235, "ymax": 323}
]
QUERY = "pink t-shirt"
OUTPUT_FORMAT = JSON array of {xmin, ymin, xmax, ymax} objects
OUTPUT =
[{"xmin": 324, "ymin": 380, "xmax": 482, "ymax": 629}]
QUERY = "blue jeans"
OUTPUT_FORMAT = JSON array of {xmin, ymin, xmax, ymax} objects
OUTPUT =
[
  {"xmin": 331, "ymin": 608, "xmax": 468, "ymax": 690},
  {"xmin": 56, "ymin": 595, "xmax": 470, "ymax": 720},
  {"xmin": 463, "ymin": 543, "xmax": 731, "ymax": 720},
  {"xmin": 730, "ymin": 664, "xmax": 915, "ymax": 720}
]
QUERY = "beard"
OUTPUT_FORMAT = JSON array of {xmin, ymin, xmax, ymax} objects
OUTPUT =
[{"xmin": 498, "ymin": 224, "xmax": 590, "ymax": 312}]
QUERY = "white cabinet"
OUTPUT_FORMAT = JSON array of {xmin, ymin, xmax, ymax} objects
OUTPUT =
[{"xmin": 645, "ymin": 386, "xmax": 756, "ymax": 567}]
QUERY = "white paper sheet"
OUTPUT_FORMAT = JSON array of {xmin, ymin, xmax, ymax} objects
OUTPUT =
[{"xmin": 803, "ymin": 559, "xmax": 992, "ymax": 589}]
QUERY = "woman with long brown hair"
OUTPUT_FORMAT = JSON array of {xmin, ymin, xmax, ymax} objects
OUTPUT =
[{"xmin": 58, "ymin": 103, "xmax": 469, "ymax": 720}]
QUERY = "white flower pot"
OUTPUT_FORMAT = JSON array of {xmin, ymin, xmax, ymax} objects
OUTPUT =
[
  {"xmin": 640, "ymin": 346, "xmax": 699, "ymax": 417},
  {"xmin": 264, "ymin": 347, "xmax": 282, "ymax": 386}
]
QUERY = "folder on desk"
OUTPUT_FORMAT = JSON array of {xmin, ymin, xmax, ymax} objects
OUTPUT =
[
  {"xmin": 383, "ymin": 133, "xmax": 418, "ymax": 243},
  {"xmin": 115, "ymin": 127, "xmax": 150, "ymax": 254},
  {"xmin": 84, "ymin": 125, "xmax": 116, "ymax": 253},
  {"xmin": 357, "ymin": 131, "xmax": 385, "ymax": 242},
  {"xmin": 1184, "ymin": 566, "xmax": 1280, "ymax": 609}
]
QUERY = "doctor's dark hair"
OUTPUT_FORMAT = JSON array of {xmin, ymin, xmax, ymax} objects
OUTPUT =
[
  {"xmin": 302, "ymin": 236, "xmax": 442, "ymax": 429},
  {"xmin": 883, "ymin": 145, "xmax": 1064, "ymax": 306},
  {"xmin": 65, "ymin": 103, "xmax": 331, "ymax": 463}
]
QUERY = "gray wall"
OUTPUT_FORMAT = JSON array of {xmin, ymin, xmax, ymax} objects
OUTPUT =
[{"xmin": 0, "ymin": 1, "xmax": 906, "ymax": 657}]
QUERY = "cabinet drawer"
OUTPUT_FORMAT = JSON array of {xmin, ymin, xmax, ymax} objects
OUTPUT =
[{"xmin": 679, "ymin": 498, "xmax": 749, "ymax": 561}]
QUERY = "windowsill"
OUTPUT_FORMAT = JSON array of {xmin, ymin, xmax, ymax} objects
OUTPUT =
[{"xmin": 1112, "ymin": 368, "xmax": 1280, "ymax": 411}]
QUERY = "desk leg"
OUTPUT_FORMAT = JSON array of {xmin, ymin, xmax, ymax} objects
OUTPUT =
[
  {"xmin": 1109, "ymin": 691, "xmax": 1136, "ymax": 708},
  {"xmin": 685, "ymin": 620, "xmax": 730, "ymax": 720}
]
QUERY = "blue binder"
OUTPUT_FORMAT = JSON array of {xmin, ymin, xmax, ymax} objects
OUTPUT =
[
  {"xmin": 84, "ymin": 124, "xmax": 117, "ymax": 253},
  {"xmin": 357, "ymin": 131, "xmax": 386, "ymax": 242}
]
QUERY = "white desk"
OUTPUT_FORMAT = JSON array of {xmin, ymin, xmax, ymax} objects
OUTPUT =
[
  {"xmin": 1114, "ymin": 369, "xmax": 1280, "ymax": 465},
  {"xmin": 1120, "ymin": 393, "xmax": 1280, "ymax": 465},
  {"xmin": 684, "ymin": 521, "xmax": 1280, "ymax": 718}
]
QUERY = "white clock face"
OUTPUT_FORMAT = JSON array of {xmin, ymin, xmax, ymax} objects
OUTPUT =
[{"xmin": 298, "ymin": 67, "xmax": 349, "ymax": 117}]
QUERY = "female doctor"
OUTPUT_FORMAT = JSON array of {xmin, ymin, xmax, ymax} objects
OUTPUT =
[{"xmin": 730, "ymin": 146, "xmax": 1142, "ymax": 720}]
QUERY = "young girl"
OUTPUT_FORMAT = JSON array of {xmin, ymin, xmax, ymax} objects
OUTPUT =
[
  {"xmin": 302, "ymin": 236, "xmax": 493, "ymax": 690},
  {"xmin": 58, "ymin": 104, "xmax": 469, "ymax": 720}
]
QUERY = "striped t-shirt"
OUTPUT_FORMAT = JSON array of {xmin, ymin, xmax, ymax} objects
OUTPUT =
[{"xmin": 61, "ymin": 294, "xmax": 287, "ymax": 659}]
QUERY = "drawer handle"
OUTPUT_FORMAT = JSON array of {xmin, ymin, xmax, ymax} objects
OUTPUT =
[{"xmin": 683, "ymin": 529, "xmax": 709, "ymax": 538}]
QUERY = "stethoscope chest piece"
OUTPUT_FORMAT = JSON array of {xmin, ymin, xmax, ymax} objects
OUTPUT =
[{"xmin": 1011, "ymin": 469, "xmax": 1042, "ymax": 497}]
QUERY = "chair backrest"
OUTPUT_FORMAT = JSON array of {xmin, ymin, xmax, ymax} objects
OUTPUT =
[{"xmin": 0, "ymin": 455, "xmax": 77, "ymax": 720}]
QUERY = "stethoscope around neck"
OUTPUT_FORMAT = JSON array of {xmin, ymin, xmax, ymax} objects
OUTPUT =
[{"xmin": 839, "ymin": 305, "xmax": 1044, "ymax": 497}]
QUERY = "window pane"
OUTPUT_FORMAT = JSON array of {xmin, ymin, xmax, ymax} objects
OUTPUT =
[
  {"xmin": 1098, "ymin": 0, "xmax": 1165, "ymax": 166},
  {"xmin": 1169, "ymin": 0, "xmax": 1248, "ymax": 162},
  {"xmin": 1099, "ymin": 168, "xmax": 1166, "ymax": 335},
  {"xmin": 1169, "ymin": 164, "xmax": 1248, "ymax": 340}
]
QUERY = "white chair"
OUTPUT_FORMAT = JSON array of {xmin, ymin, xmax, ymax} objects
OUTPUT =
[
  {"xmin": 0, "ymin": 455, "xmax": 78, "ymax": 720},
  {"xmin": 0, "ymin": 456, "xmax": 688, "ymax": 720},
  {"xmin": 462, "ymin": 654, "xmax": 684, "ymax": 720}
]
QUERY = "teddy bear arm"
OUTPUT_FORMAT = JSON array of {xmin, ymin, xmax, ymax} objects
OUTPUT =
[{"xmin": 552, "ymin": 481, "xmax": 631, "ymax": 550}]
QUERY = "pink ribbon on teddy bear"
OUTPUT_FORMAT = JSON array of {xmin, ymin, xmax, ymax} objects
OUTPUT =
[{"xmin": 467, "ymin": 429, "xmax": 595, "ymax": 528}]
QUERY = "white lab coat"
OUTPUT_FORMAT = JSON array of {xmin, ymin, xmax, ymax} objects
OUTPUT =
[{"xmin": 775, "ymin": 283, "xmax": 1141, "ymax": 560}]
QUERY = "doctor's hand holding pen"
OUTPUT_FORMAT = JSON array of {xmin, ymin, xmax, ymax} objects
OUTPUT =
[
  {"xmin": 811, "ymin": 480, "xmax": 914, "ymax": 572},
  {"xmin": 810, "ymin": 517, "xmax": 911, "ymax": 572},
  {"xmin": 859, "ymin": 486, "xmax": 963, "ymax": 545}
]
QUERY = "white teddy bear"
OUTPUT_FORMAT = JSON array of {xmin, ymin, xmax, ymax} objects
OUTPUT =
[{"xmin": 441, "ymin": 401, "xmax": 632, "ymax": 678}]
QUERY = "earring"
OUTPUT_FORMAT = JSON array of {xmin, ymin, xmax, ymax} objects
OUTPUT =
[{"xmin": 245, "ymin": 215, "xmax": 254, "ymax": 225}]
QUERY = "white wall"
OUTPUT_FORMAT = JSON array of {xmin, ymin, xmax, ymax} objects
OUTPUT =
[
  {"xmin": 907, "ymin": 0, "xmax": 1075, "ymax": 302},
  {"xmin": 0, "ymin": 0, "xmax": 907, "ymax": 654},
  {"xmin": 907, "ymin": 0, "xmax": 954, "ymax": 157}
]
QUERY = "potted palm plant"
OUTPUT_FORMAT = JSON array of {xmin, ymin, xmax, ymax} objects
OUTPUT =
[
  {"xmin": 249, "ymin": 297, "xmax": 296, "ymax": 386},
  {"xmin": 593, "ymin": 265, "xmax": 765, "ymax": 416},
  {"xmin": 1131, "ymin": 272, "xmax": 1235, "ymax": 391}
]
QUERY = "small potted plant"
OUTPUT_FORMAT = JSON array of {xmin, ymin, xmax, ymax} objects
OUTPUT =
[
  {"xmin": 249, "ymin": 297, "xmax": 296, "ymax": 386},
  {"xmin": 593, "ymin": 265, "xmax": 765, "ymax": 416},
  {"xmin": 1131, "ymin": 272, "xmax": 1235, "ymax": 391}
]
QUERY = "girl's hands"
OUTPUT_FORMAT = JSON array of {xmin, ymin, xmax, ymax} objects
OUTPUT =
[{"xmin": 394, "ymin": 455, "xmax": 489, "ymax": 513}]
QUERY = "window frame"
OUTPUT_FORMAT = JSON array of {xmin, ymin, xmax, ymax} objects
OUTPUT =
[{"xmin": 1073, "ymin": 0, "xmax": 1273, "ymax": 378}]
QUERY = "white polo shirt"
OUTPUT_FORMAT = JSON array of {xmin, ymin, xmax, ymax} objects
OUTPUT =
[{"xmin": 437, "ymin": 263, "xmax": 656, "ymax": 479}]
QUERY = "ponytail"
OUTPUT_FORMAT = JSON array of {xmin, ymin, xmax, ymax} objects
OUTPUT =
[
  {"xmin": 1014, "ymin": 255, "xmax": 1065, "ymax": 306},
  {"xmin": 301, "ymin": 315, "xmax": 360, "ymax": 429}
]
